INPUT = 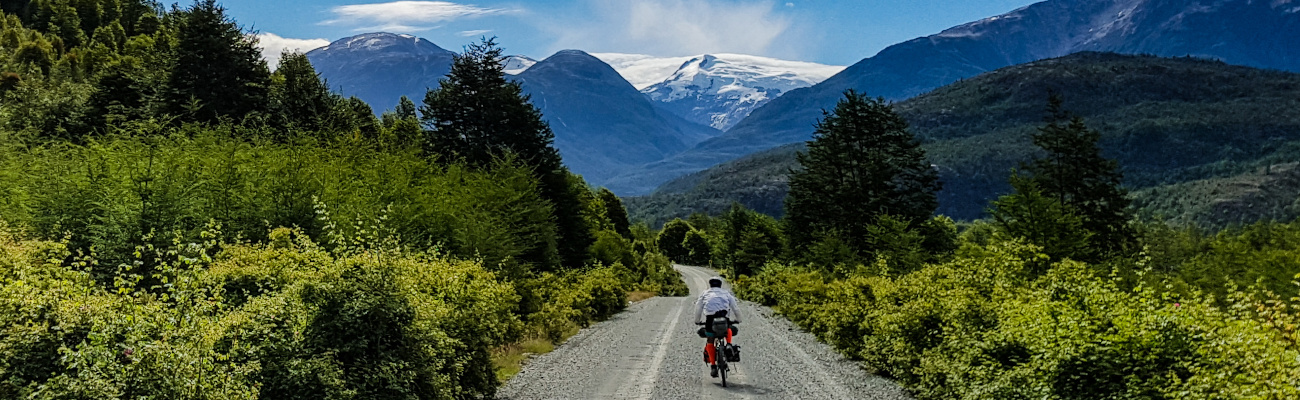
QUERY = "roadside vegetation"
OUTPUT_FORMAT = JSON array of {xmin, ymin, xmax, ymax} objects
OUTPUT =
[
  {"xmin": 0, "ymin": 1, "xmax": 683, "ymax": 398},
  {"xmin": 668, "ymin": 91, "xmax": 1300, "ymax": 398}
]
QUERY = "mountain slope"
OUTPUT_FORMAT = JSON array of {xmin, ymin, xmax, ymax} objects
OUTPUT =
[
  {"xmin": 638, "ymin": 54, "xmax": 843, "ymax": 130},
  {"xmin": 626, "ymin": 52, "xmax": 1300, "ymax": 224},
  {"xmin": 503, "ymin": 55, "xmax": 537, "ymax": 75},
  {"xmin": 609, "ymin": 0, "xmax": 1300, "ymax": 196},
  {"xmin": 306, "ymin": 33, "xmax": 456, "ymax": 113},
  {"xmin": 514, "ymin": 50, "xmax": 720, "ymax": 183}
]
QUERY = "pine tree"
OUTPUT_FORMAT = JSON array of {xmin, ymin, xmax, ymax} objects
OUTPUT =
[
  {"xmin": 784, "ymin": 90, "xmax": 940, "ymax": 255},
  {"xmin": 395, "ymin": 95, "xmax": 417, "ymax": 120},
  {"xmin": 991, "ymin": 173, "xmax": 1092, "ymax": 266},
  {"xmin": 82, "ymin": 56, "xmax": 150, "ymax": 132},
  {"xmin": 271, "ymin": 51, "xmax": 332, "ymax": 133},
  {"xmin": 597, "ymin": 188, "xmax": 633, "ymax": 240},
  {"xmin": 1024, "ymin": 95, "xmax": 1134, "ymax": 259},
  {"xmin": 164, "ymin": 0, "xmax": 270, "ymax": 124},
  {"xmin": 419, "ymin": 37, "xmax": 592, "ymax": 268}
]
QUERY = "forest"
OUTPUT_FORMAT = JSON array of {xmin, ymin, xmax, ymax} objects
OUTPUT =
[{"xmin": 0, "ymin": 1, "xmax": 685, "ymax": 398}]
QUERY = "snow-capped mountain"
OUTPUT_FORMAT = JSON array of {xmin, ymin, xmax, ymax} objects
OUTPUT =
[
  {"xmin": 502, "ymin": 55, "xmax": 537, "ymax": 75},
  {"xmin": 593, "ymin": 53, "xmax": 844, "ymax": 131},
  {"xmin": 605, "ymin": 0, "xmax": 1300, "ymax": 196}
]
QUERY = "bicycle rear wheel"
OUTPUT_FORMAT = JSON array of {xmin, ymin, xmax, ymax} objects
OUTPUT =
[
  {"xmin": 720, "ymin": 362, "xmax": 727, "ymax": 387},
  {"xmin": 718, "ymin": 348, "xmax": 728, "ymax": 387}
]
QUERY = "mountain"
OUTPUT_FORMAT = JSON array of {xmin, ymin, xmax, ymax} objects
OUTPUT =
[
  {"xmin": 608, "ymin": 0, "xmax": 1300, "ymax": 196},
  {"xmin": 625, "ymin": 52, "xmax": 1300, "ymax": 224},
  {"xmin": 514, "ymin": 50, "xmax": 721, "ymax": 183},
  {"xmin": 593, "ymin": 53, "xmax": 843, "ymax": 131},
  {"xmin": 503, "ymin": 55, "xmax": 537, "ymax": 75},
  {"xmin": 639, "ymin": 54, "xmax": 844, "ymax": 131},
  {"xmin": 306, "ymin": 33, "xmax": 456, "ymax": 113}
]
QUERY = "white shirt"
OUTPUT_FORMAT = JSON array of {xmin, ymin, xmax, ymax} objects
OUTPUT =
[{"xmin": 694, "ymin": 287, "xmax": 742, "ymax": 324}]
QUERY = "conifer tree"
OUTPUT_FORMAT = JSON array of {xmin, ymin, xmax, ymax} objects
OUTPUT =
[
  {"xmin": 1024, "ymin": 95, "xmax": 1134, "ymax": 258},
  {"xmin": 598, "ymin": 188, "xmax": 632, "ymax": 240},
  {"xmin": 82, "ymin": 56, "xmax": 150, "ymax": 132},
  {"xmin": 784, "ymin": 90, "xmax": 940, "ymax": 255},
  {"xmin": 991, "ymin": 173, "xmax": 1092, "ymax": 265},
  {"xmin": 420, "ymin": 37, "xmax": 593, "ymax": 268},
  {"xmin": 395, "ymin": 95, "xmax": 417, "ymax": 120},
  {"xmin": 271, "ymin": 51, "xmax": 331, "ymax": 132},
  {"xmin": 164, "ymin": 0, "xmax": 269, "ymax": 123}
]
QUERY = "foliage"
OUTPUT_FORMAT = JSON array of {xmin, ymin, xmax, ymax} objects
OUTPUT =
[
  {"xmin": 680, "ymin": 229, "xmax": 711, "ymax": 266},
  {"xmin": 598, "ymin": 188, "xmax": 632, "ymax": 239},
  {"xmin": 0, "ymin": 223, "xmax": 521, "ymax": 399},
  {"xmin": 738, "ymin": 236, "xmax": 1300, "ymax": 399},
  {"xmin": 1022, "ymin": 95, "xmax": 1134, "ymax": 259},
  {"xmin": 419, "ymin": 37, "xmax": 592, "ymax": 269},
  {"xmin": 784, "ymin": 90, "xmax": 940, "ymax": 256},
  {"xmin": 655, "ymin": 218, "xmax": 692, "ymax": 263},
  {"xmin": 991, "ymin": 173, "xmax": 1092, "ymax": 264},
  {"xmin": 164, "ymin": 0, "xmax": 269, "ymax": 124}
]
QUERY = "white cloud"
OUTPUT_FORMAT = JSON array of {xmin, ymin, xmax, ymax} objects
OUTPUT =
[
  {"xmin": 323, "ymin": 1, "xmax": 516, "ymax": 33},
  {"xmin": 256, "ymin": 33, "xmax": 331, "ymax": 70},
  {"xmin": 541, "ymin": 0, "xmax": 793, "ymax": 58},
  {"xmin": 458, "ymin": 29, "xmax": 492, "ymax": 37}
]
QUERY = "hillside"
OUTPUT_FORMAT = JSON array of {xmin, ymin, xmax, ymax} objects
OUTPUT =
[
  {"xmin": 1133, "ymin": 162, "xmax": 1300, "ymax": 227},
  {"xmin": 607, "ymin": 0, "xmax": 1300, "ymax": 196},
  {"xmin": 514, "ymin": 50, "xmax": 720, "ymax": 184},
  {"xmin": 626, "ymin": 52, "xmax": 1300, "ymax": 224}
]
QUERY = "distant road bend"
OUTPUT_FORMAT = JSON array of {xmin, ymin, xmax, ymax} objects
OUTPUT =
[{"xmin": 497, "ymin": 265, "xmax": 911, "ymax": 400}]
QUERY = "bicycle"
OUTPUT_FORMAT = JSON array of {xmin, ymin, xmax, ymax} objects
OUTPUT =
[{"xmin": 697, "ymin": 319, "xmax": 740, "ymax": 387}]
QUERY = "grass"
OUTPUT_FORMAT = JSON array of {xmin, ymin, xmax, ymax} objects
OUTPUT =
[
  {"xmin": 627, "ymin": 290, "xmax": 656, "ymax": 303},
  {"xmin": 492, "ymin": 290, "xmax": 662, "ymax": 382},
  {"xmin": 492, "ymin": 338, "xmax": 557, "ymax": 382}
]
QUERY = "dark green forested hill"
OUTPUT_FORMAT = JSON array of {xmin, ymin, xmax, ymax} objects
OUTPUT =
[{"xmin": 628, "ymin": 52, "xmax": 1300, "ymax": 226}]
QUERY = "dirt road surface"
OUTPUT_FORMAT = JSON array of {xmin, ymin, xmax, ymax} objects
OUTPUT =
[{"xmin": 496, "ymin": 264, "xmax": 912, "ymax": 400}]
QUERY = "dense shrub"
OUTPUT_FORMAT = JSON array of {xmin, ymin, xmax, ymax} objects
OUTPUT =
[
  {"xmin": 0, "ymin": 224, "xmax": 528, "ymax": 399},
  {"xmin": 739, "ymin": 238, "xmax": 1300, "ymax": 399}
]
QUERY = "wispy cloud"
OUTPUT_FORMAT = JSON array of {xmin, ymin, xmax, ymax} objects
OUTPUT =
[
  {"xmin": 458, "ymin": 29, "xmax": 492, "ymax": 37},
  {"xmin": 323, "ymin": 1, "xmax": 516, "ymax": 33},
  {"xmin": 256, "ymin": 33, "xmax": 331, "ymax": 70},
  {"xmin": 541, "ymin": 0, "xmax": 794, "ymax": 57}
]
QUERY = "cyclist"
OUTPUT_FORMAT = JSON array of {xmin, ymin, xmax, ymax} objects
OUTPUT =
[{"xmin": 694, "ymin": 276, "xmax": 741, "ymax": 378}]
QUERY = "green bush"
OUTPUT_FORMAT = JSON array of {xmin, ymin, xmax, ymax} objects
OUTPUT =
[
  {"xmin": 0, "ymin": 221, "xmax": 532, "ymax": 399},
  {"xmin": 738, "ymin": 237, "xmax": 1300, "ymax": 399}
]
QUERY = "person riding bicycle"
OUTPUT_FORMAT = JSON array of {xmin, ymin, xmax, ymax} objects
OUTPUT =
[{"xmin": 694, "ymin": 276, "xmax": 741, "ymax": 378}]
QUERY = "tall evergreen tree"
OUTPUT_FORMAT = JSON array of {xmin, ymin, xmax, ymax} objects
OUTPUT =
[
  {"xmin": 597, "ymin": 188, "xmax": 632, "ymax": 240},
  {"xmin": 1023, "ymin": 95, "xmax": 1134, "ymax": 258},
  {"xmin": 82, "ymin": 56, "xmax": 150, "ymax": 132},
  {"xmin": 395, "ymin": 95, "xmax": 417, "ymax": 120},
  {"xmin": 784, "ymin": 90, "xmax": 940, "ymax": 255},
  {"xmin": 164, "ymin": 0, "xmax": 269, "ymax": 123},
  {"xmin": 419, "ymin": 37, "xmax": 593, "ymax": 268},
  {"xmin": 271, "ymin": 51, "xmax": 331, "ymax": 133}
]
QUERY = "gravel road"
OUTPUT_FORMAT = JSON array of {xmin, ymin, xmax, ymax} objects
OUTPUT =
[{"xmin": 496, "ymin": 264, "xmax": 912, "ymax": 400}]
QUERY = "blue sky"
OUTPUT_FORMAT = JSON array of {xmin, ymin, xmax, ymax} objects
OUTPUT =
[{"xmin": 225, "ymin": 0, "xmax": 1042, "ymax": 67}]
